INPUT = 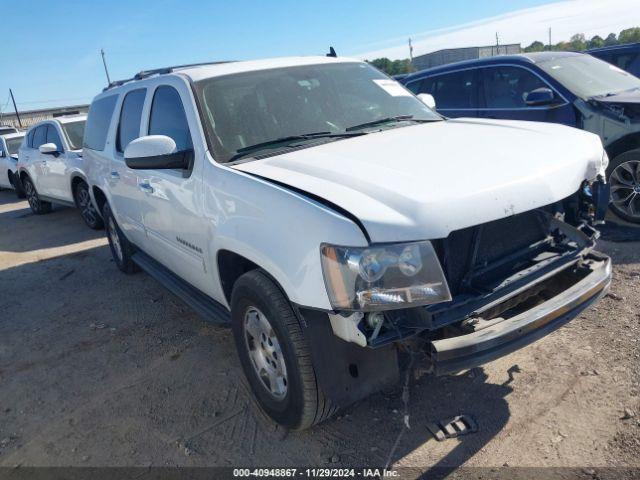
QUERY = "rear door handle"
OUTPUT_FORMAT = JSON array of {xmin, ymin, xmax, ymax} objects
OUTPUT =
[
  {"xmin": 138, "ymin": 182, "xmax": 154, "ymax": 194},
  {"xmin": 110, "ymin": 171, "xmax": 120, "ymax": 179}
]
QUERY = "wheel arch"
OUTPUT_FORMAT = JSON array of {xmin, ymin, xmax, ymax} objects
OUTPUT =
[
  {"xmin": 605, "ymin": 132, "xmax": 640, "ymax": 165},
  {"xmin": 70, "ymin": 174, "xmax": 88, "ymax": 206},
  {"xmin": 91, "ymin": 185, "xmax": 108, "ymax": 218}
]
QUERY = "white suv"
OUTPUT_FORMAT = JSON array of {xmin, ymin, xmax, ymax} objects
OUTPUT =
[
  {"xmin": 85, "ymin": 56, "xmax": 612, "ymax": 430},
  {"xmin": 0, "ymin": 131, "xmax": 26, "ymax": 198},
  {"xmin": 17, "ymin": 115, "xmax": 103, "ymax": 228}
]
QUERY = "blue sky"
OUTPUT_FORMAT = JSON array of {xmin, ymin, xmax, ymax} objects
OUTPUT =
[{"xmin": 0, "ymin": 0, "xmax": 584, "ymax": 113}]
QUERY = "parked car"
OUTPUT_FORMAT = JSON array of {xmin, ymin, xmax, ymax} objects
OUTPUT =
[
  {"xmin": 402, "ymin": 52, "xmax": 640, "ymax": 223},
  {"xmin": 587, "ymin": 43, "xmax": 640, "ymax": 77},
  {"xmin": 0, "ymin": 132, "xmax": 26, "ymax": 197},
  {"xmin": 0, "ymin": 125, "xmax": 18, "ymax": 135},
  {"xmin": 16, "ymin": 115, "xmax": 103, "ymax": 228},
  {"xmin": 85, "ymin": 56, "xmax": 611, "ymax": 430}
]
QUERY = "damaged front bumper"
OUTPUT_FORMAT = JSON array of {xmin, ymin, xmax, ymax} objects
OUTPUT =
[{"xmin": 427, "ymin": 251, "xmax": 611, "ymax": 375}]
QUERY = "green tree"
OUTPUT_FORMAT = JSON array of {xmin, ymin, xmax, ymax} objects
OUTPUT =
[
  {"xmin": 587, "ymin": 35, "xmax": 605, "ymax": 49},
  {"xmin": 604, "ymin": 33, "xmax": 618, "ymax": 46},
  {"xmin": 368, "ymin": 58, "xmax": 411, "ymax": 75},
  {"xmin": 568, "ymin": 33, "xmax": 587, "ymax": 51},
  {"xmin": 524, "ymin": 40, "xmax": 545, "ymax": 52},
  {"xmin": 619, "ymin": 27, "xmax": 640, "ymax": 44}
]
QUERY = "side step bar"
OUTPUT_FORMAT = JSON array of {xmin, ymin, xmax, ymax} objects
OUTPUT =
[{"xmin": 132, "ymin": 251, "xmax": 231, "ymax": 325}]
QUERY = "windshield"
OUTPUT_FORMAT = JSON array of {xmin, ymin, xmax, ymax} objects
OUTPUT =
[
  {"xmin": 194, "ymin": 62, "xmax": 440, "ymax": 163},
  {"xmin": 6, "ymin": 136, "xmax": 24, "ymax": 156},
  {"xmin": 538, "ymin": 54, "xmax": 640, "ymax": 98},
  {"xmin": 62, "ymin": 120, "xmax": 86, "ymax": 150}
]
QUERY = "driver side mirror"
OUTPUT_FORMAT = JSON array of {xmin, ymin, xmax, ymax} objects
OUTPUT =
[
  {"xmin": 417, "ymin": 93, "xmax": 436, "ymax": 110},
  {"xmin": 39, "ymin": 143, "xmax": 60, "ymax": 155},
  {"xmin": 124, "ymin": 135, "xmax": 192, "ymax": 170},
  {"xmin": 525, "ymin": 87, "xmax": 558, "ymax": 106}
]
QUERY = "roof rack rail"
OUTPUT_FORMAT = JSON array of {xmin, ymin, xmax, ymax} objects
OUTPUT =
[{"xmin": 103, "ymin": 60, "xmax": 234, "ymax": 91}]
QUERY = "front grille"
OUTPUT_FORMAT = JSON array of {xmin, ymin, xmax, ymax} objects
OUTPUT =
[{"xmin": 434, "ymin": 210, "xmax": 551, "ymax": 295}]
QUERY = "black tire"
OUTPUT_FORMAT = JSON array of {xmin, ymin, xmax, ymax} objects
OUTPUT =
[
  {"xmin": 22, "ymin": 175, "xmax": 52, "ymax": 214},
  {"xmin": 231, "ymin": 270, "xmax": 337, "ymax": 430},
  {"xmin": 74, "ymin": 180, "xmax": 104, "ymax": 230},
  {"xmin": 608, "ymin": 149, "xmax": 640, "ymax": 224},
  {"xmin": 10, "ymin": 173, "xmax": 26, "ymax": 199},
  {"xmin": 102, "ymin": 202, "xmax": 139, "ymax": 274}
]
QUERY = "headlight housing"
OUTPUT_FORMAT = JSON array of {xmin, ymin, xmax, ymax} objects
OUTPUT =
[{"xmin": 320, "ymin": 241, "xmax": 452, "ymax": 311}]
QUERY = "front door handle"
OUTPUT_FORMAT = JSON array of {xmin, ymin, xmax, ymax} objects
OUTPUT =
[
  {"xmin": 138, "ymin": 182, "xmax": 154, "ymax": 194},
  {"xmin": 110, "ymin": 171, "xmax": 120, "ymax": 179}
]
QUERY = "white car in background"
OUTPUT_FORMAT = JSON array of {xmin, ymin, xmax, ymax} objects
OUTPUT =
[
  {"xmin": 17, "ymin": 115, "xmax": 103, "ymax": 229},
  {"xmin": 0, "ymin": 132, "xmax": 26, "ymax": 198}
]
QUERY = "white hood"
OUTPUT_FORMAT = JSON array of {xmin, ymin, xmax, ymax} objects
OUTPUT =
[{"xmin": 234, "ymin": 118, "xmax": 604, "ymax": 242}]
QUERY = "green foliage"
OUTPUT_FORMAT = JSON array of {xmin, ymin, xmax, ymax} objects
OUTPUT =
[{"xmin": 371, "ymin": 27, "xmax": 639, "ymax": 74}]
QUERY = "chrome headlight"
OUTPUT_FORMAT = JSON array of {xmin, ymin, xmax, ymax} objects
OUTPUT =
[{"xmin": 320, "ymin": 241, "xmax": 452, "ymax": 311}]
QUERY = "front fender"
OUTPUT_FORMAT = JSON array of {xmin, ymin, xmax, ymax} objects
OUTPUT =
[{"xmin": 205, "ymin": 161, "xmax": 368, "ymax": 310}]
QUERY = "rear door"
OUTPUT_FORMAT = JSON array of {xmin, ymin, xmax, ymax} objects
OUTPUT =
[
  {"xmin": 29, "ymin": 125, "xmax": 48, "ymax": 192},
  {"xmin": 409, "ymin": 69, "xmax": 479, "ymax": 118},
  {"xmin": 110, "ymin": 88, "xmax": 148, "ymax": 245},
  {"xmin": 477, "ymin": 65, "xmax": 576, "ymax": 125}
]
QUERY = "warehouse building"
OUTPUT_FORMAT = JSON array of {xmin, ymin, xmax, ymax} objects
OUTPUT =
[
  {"xmin": 0, "ymin": 104, "xmax": 89, "ymax": 130},
  {"xmin": 412, "ymin": 44, "xmax": 521, "ymax": 71}
]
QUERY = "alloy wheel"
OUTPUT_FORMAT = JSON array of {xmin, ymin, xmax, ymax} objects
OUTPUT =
[
  {"xmin": 610, "ymin": 159, "xmax": 640, "ymax": 220},
  {"xmin": 24, "ymin": 180, "xmax": 39, "ymax": 211},
  {"xmin": 243, "ymin": 306, "xmax": 288, "ymax": 399},
  {"xmin": 77, "ymin": 186, "xmax": 98, "ymax": 226}
]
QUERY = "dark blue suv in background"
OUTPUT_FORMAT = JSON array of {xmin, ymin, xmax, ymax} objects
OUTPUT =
[
  {"xmin": 587, "ymin": 43, "xmax": 640, "ymax": 77},
  {"xmin": 402, "ymin": 52, "xmax": 640, "ymax": 223}
]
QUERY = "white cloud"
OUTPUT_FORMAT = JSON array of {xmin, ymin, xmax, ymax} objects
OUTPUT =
[{"xmin": 354, "ymin": 0, "xmax": 640, "ymax": 60}]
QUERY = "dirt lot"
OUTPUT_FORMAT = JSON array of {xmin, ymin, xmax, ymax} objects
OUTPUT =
[{"xmin": 0, "ymin": 189, "xmax": 639, "ymax": 475}]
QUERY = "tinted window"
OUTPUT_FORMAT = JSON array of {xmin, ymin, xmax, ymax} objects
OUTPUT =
[
  {"xmin": 84, "ymin": 95, "xmax": 117, "ymax": 151},
  {"xmin": 610, "ymin": 52, "xmax": 639, "ymax": 72},
  {"xmin": 421, "ymin": 70, "xmax": 477, "ymax": 109},
  {"xmin": 117, "ymin": 89, "xmax": 146, "ymax": 153},
  {"xmin": 481, "ymin": 66, "xmax": 548, "ymax": 108},
  {"xmin": 33, "ymin": 126, "xmax": 47, "ymax": 148},
  {"xmin": 46, "ymin": 125, "xmax": 63, "ymax": 151},
  {"xmin": 62, "ymin": 121, "xmax": 85, "ymax": 150},
  {"xmin": 27, "ymin": 129, "xmax": 35, "ymax": 148},
  {"xmin": 149, "ymin": 86, "xmax": 192, "ymax": 151}
]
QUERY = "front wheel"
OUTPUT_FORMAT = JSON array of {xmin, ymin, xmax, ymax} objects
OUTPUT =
[
  {"xmin": 22, "ymin": 176, "xmax": 52, "ymax": 214},
  {"xmin": 74, "ymin": 181, "xmax": 104, "ymax": 230},
  {"xmin": 231, "ymin": 270, "xmax": 337, "ymax": 430},
  {"xmin": 609, "ymin": 149, "xmax": 640, "ymax": 224}
]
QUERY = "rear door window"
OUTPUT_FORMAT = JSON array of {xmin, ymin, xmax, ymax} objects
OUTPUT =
[
  {"xmin": 424, "ymin": 70, "xmax": 478, "ymax": 109},
  {"xmin": 46, "ymin": 125, "xmax": 63, "ymax": 151},
  {"xmin": 148, "ymin": 86, "xmax": 192, "ymax": 151},
  {"xmin": 84, "ymin": 95, "xmax": 118, "ymax": 151},
  {"xmin": 480, "ymin": 66, "xmax": 549, "ymax": 108},
  {"xmin": 117, "ymin": 89, "xmax": 146, "ymax": 154}
]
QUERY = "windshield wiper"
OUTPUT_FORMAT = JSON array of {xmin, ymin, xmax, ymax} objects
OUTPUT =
[
  {"xmin": 228, "ymin": 131, "xmax": 365, "ymax": 162},
  {"xmin": 345, "ymin": 115, "xmax": 436, "ymax": 132}
]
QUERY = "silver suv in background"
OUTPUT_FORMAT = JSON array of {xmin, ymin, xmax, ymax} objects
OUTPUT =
[{"xmin": 17, "ymin": 115, "xmax": 103, "ymax": 229}]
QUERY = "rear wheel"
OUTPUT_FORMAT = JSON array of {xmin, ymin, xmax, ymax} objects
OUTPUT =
[
  {"xmin": 9, "ymin": 173, "xmax": 26, "ymax": 199},
  {"xmin": 231, "ymin": 270, "xmax": 337, "ymax": 430},
  {"xmin": 22, "ymin": 176, "xmax": 52, "ymax": 214},
  {"xmin": 74, "ymin": 180, "xmax": 104, "ymax": 230},
  {"xmin": 609, "ymin": 150, "xmax": 640, "ymax": 224},
  {"xmin": 102, "ymin": 202, "xmax": 139, "ymax": 274}
]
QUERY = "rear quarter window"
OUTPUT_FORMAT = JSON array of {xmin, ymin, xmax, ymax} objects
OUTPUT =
[{"xmin": 84, "ymin": 95, "xmax": 118, "ymax": 151}]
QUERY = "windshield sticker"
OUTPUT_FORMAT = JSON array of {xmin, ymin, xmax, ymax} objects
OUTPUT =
[{"xmin": 373, "ymin": 79, "xmax": 412, "ymax": 97}]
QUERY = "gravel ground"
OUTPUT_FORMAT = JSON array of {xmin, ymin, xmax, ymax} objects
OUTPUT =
[{"xmin": 0, "ymin": 189, "xmax": 638, "ymax": 476}]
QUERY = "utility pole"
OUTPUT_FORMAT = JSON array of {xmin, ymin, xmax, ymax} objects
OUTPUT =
[
  {"xmin": 408, "ymin": 38, "xmax": 414, "ymax": 72},
  {"xmin": 9, "ymin": 89, "xmax": 22, "ymax": 128},
  {"xmin": 101, "ymin": 48, "xmax": 112, "ymax": 85},
  {"xmin": 548, "ymin": 27, "xmax": 552, "ymax": 51}
]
